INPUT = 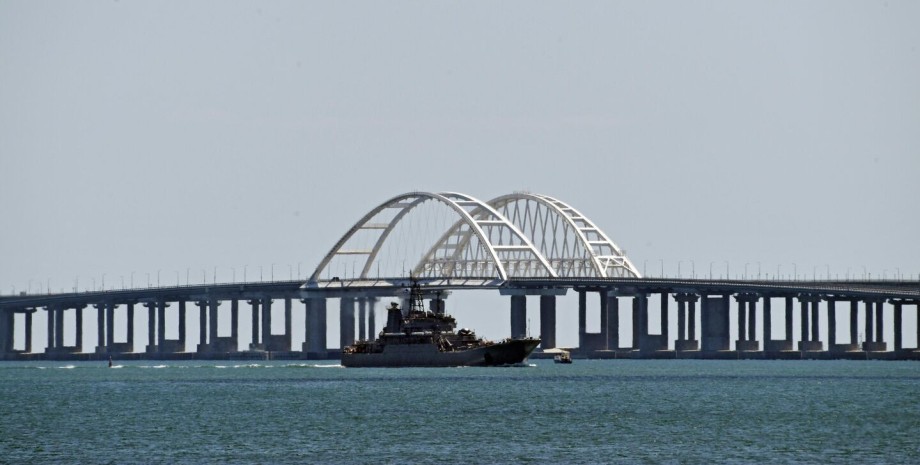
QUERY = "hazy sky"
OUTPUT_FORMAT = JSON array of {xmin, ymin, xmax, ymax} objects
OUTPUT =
[{"xmin": 2, "ymin": 1, "xmax": 918, "ymax": 350}]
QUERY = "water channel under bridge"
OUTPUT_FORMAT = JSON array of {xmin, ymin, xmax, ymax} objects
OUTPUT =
[{"xmin": 2, "ymin": 191, "xmax": 919, "ymax": 360}]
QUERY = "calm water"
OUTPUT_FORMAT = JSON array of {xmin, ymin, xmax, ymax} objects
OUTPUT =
[{"xmin": 1, "ymin": 359, "xmax": 918, "ymax": 464}]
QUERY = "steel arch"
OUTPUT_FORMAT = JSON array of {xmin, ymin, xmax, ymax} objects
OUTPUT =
[
  {"xmin": 486, "ymin": 193, "xmax": 641, "ymax": 278},
  {"xmin": 307, "ymin": 192, "xmax": 555, "ymax": 284}
]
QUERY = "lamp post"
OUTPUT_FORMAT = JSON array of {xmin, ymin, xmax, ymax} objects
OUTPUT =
[
  {"xmin": 271, "ymin": 263, "xmax": 276, "ymax": 281},
  {"xmin": 659, "ymin": 259, "xmax": 664, "ymax": 278},
  {"xmin": 725, "ymin": 261, "xmax": 729, "ymax": 280},
  {"xmin": 102, "ymin": 274, "xmax": 106, "ymax": 290},
  {"xmin": 744, "ymin": 263, "xmax": 749, "ymax": 279},
  {"xmin": 709, "ymin": 262, "xmax": 714, "ymax": 279},
  {"xmin": 678, "ymin": 261, "xmax": 683, "ymax": 278}
]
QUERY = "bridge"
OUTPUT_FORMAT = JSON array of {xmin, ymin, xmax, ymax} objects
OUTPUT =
[{"xmin": 1, "ymin": 191, "xmax": 919, "ymax": 360}]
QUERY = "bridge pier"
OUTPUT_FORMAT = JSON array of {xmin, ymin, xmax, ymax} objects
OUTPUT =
[
  {"xmin": 674, "ymin": 293, "xmax": 699, "ymax": 351},
  {"xmin": 145, "ymin": 302, "xmax": 156, "ymax": 353},
  {"xmin": 659, "ymin": 292, "xmax": 669, "ymax": 350},
  {"xmin": 230, "ymin": 299, "xmax": 238, "ymax": 350},
  {"xmin": 540, "ymin": 295, "xmax": 556, "ymax": 349},
  {"xmin": 178, "ymin": 301, "xmax": 187, "ymax": 352},
  {"xmin": 261, "ymin": 297, "xmax": 272, "ymax": 350},
  {"xmin": 368, "ymin": 297, "xmax": 377, "ymax": 341},
  {"xmin": 197, "ymin": 300, "xmax": 209, "ymax": 352},
  {"xmin": 607, "ymin": 291, "xmax": 619, "ymax": 350},
  {"xmin": 798, "ymin": 295, "xmax": 823, "ymax": 351},
  {"xmin": 303, "ymin": 298, "xmax": 328, "ymax": 358},
  {"xmin": 25, "ymin": 310, "xmax": 33, "ymax": 353},
  {"xmin": 701, "ymin": 295, "xmax": 730, "ymax": 352},
  {"xmin": 92, "ymin": 304, "xmax": 104, "ymax": 353},
  {"xmin": 735, "ymin": 294, "xmax": 759, "ymax": 351},
  {"xmin": 863, "ymin": 299, "xmax": 887, "ymax": 352},
  {"xmin": 340, "ymin": 297, "xmax": 355, "ymax": 350},
  {"xmin": 249, "ymin": 299, "xmax": 260, "ymax": 350},
  {"xmin": 126, "ymin": 303, "xmax": 135, "ymax": 352},
  {"xmin": 893, "ymin": 301, "xmax": 902, "ymax": 351},
  {"xmin": 0, "ymin": 310, "xmax": 12, "ymax": 356},
  {"xmin": 510, "ymin": 295, "xmax": 526, "ymax": 339}
]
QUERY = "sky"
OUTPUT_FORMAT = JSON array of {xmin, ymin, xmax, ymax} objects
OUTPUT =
[{"xmin": 1, "ymin": 1, "xmax": 918, "ymax": 352}]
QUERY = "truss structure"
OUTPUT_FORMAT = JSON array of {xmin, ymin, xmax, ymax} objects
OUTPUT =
[{"xmin": 307, "ymin": 191, "xmax": 640, "ymax": 286}]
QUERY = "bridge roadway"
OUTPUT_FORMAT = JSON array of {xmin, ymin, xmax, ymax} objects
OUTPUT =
[{"xmin": 1, "ymin": 277, "xmax": 919, "ymax": 360}]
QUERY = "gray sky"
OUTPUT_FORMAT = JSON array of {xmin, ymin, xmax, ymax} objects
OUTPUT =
[{"xmin": 2, "ymin": 1, "xmax": 918, "ymax": 350}]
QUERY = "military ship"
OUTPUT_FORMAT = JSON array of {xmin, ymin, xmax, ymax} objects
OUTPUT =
[{"xmin": 341, "ymin": 282, "xmax": 540, "ymax": 368}]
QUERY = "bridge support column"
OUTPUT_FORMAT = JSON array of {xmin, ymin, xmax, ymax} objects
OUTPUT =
[
  {"xmin": 578, "ymin": 291, "xmax": 587, "ymax": 349},
  {"xmin": 875, "ymin": 301, "xmax": 884, "ymax": 346},
  {"xmin": 55, "ymin": 306, "xmax": 64, "ymax": 350},
  {"xmin": 811, "ymin": 300, "xmax": 819, "ymax": 344},
  {"xmin": 178, "ymin": 301, "xmax": 186, "ymax": 352},
  {"xmin": 800, "ymin": 298, "xmax": 809, "ymax": 345},
  {"xmin": 230, "ymin": 299, "xmax": 238, "ymax": 350},
  {"xmin": 340, "ymin": 297, "xmax": 355, "ymax": 350},
  {"xmin": 145, "ymin": 302, "xmax": 157, "ymax": 353},
  {"xmin": 748, "ymin": 300, "xmax": 757, "ymax": 342},
  {"xmin": 607, "ymin": 292, "xmax": 619, "ymax": 350},
  {"xmin": 92, "ymin": 304, "xmax": 104, "ymax": 353},
  {"xmin": 208, "ymin": 300, "xmax": 218, "ymax": 350},
  {"xmin": 107, "ymin": 303, "xmax": 116, "ymax": 351},
  {"xmin": 827, "ymin": 300, "xmax": 837, "ymax": 348},
  {"xmin": 863, "ymin": 300, "xmax": 874, "ymax": 348},
  {"xmin": 540, "ymin": 295, "xmax": 556, "ymax": 350},
  {"xmin": 25, "ymin": 310, "xmax": 33, "ymax": 353},
  {"xmin": 677, "ymin": 298, "xmax": 685, "ymax": 343},
  {"xmin": 510, "ymin": 295, "xmax": 526, "ymax": 339},
  {"xmin": 303, "ymin": 298, "xmax": 328, "ymax": 358},
  {"xmin": 893, "ymin": 302, "xmax": 902, "ymax": 351},
  {"xmin": 850, "ymin": 300, "xmax": 859, "ymax": 345},
  {"xmin": 674, "ymin": 294, "xmax": 699, "ymax": 351},
  {"xmin": 74, "ymin": 306, "xmax": 83, "ymax": 352},
  {"xmin": 701, "ymin": 295, "xmax": 730, "ymax": 352},
  {"xmin": 0, "ymin": 310, "xmax": 12, "ymax": 355},
  {"xmin": 635, "ymin": 293, "xmax": 651, "ymax": 352},
  {"xmin": 367, "ymin": 297, "xmax": 377, "ymax": 341},
  {"xmin": 284, "ymin": 297, "xmax": 292, "ymax": 351},
  {"xmin": 126, "ymin": 303, "xmax": 134, "ymax": 352},
  {"xmin": 659, "ymin": 292, "xmax": 668, "ymax": 350},
  {"xmin": 157, "ymin": 301, "xmax": 168, "ymax": 353},
  {"xmin": 358, "ymin": 298, "xmax": 367, "ymax": 341},
  {"xmin": 763, "ymin": 297, "xmax": 772, "ymax": 347},
  {"xmin": 735, "ymin": 295, "xmax": 758, "ymax": 352},
  {"xmin": 197, "ymin": 301, "xmax": 209, "ymax": 352},
  {"xmin": 93, "ymin": 305, "xmax": 104, "ymax": 353},
  {"xmin": 785, "ymin": 297, "xmax": 793, "ymax": 345},
  {"xmin": 249, "ymin": 300, "xmax": 260, "ymax": 349},
  {"xmin": 262, "ymin": 297, "xmax": 272, "ymax": 350},
  {"xmin": 47, "ymin": 307, "xmax": 55, "ymax": 352},
  {"xmin": 798, "ymin": 296, "xmax": 822, "ymax": 351},
  {"xmin": 688, "ymin": 296, "xmax": 697, "ymax": 342}
]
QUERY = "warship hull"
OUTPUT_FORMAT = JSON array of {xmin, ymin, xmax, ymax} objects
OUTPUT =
[{"xmin": 341, "ymin": 338, "xmax": 540, "ymax": 368}]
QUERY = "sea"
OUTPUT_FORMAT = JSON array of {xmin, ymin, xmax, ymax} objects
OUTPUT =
[{"xmin": 1, "ymin": 359, "xmax": 918, "ymax": 464}]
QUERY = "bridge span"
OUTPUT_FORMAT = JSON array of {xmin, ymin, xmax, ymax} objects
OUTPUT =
[{"xmin": 2, "ymin": 191, "xmax": 918, "ymax": 360}]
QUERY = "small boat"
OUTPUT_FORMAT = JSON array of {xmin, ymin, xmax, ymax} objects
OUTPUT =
[{"xmin": 553, "ymin": 350, "xmax": 572, "ymax": 364}]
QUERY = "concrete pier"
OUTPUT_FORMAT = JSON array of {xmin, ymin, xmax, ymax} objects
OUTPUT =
[
  {"xmin": 340, "ymin": 297, "xmax": 355, "ymax": 349},
  {"xmin": 540, "ymin": 295, "xmax": 556, "ymax": 349},
  {"xmin": 510, "ymin": 295, "xmax": 526, "ymax": 339},
  {"xmin": 303, "ymin": 298, "xmax": 327, "ymax": 358},
  {"xmin": 674, "ymin": 293, "xmax": 700, "ymax": 351}
]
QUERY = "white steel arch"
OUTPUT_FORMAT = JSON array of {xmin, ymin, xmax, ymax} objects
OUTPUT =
[
  {"xmin": 486, "ymin": 193, "xmax": 641, "ymax": 278},
  {"xmin": 307, "ymin": 192, "xmax": 555, "ymax": 284}
]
